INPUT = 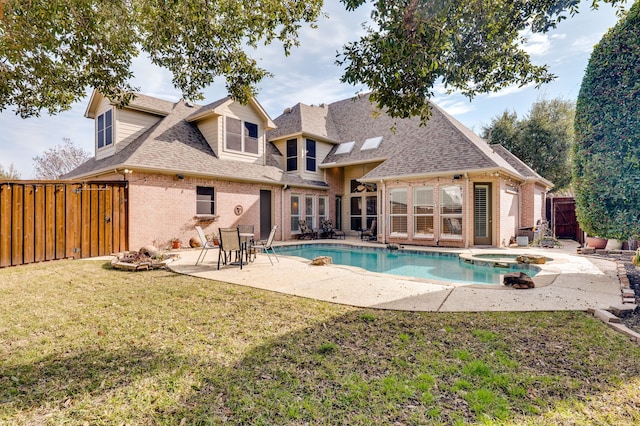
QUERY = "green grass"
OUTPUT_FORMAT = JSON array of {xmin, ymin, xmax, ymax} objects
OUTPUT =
[{"xmin": 1, "ymin": 260, "xmax": 640, "ymax": 425}]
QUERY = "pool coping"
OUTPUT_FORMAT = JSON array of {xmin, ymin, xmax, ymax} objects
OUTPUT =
[
  {"xmin": 275, "ymin": 242, "xmax": 552, "ymax": 289},
  {"xmin": 167, "ymin": 238, "xmax": 623, "ymax": 312}
]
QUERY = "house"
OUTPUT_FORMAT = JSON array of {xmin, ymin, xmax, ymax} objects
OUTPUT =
[{"xmin": 65, "ymin": 90, "xmax": 551, "ymax": 250}]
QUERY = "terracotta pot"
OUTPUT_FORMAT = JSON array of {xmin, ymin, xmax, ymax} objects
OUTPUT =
[
  {"xmin": 586, "ymin": 237, "xmax": 607, "ymax": 249},
  {"xmin": 172, "ymin": 240, "xmax": 181, "ymax": 249}
]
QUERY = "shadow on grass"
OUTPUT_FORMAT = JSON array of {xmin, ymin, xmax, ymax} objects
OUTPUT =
[
  {"xmin": 174, "ymin": 310, "xmax": 640, "ymax": 425},
  {"xmin": 1, "ymin": 346, "xmax": 183, "ymax": 413}
]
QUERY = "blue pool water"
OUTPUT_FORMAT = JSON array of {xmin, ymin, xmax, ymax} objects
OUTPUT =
[{"xmin": 277, "ymin": 244, "xmax": 537, "ymax": 285}]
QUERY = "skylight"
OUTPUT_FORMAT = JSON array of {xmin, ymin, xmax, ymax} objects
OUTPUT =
[
  {"xmin": 361, "ymin": 136, "xmax": 383, "ymax": 151},
  {"xmin": 335, "ymin": 141, "xmax": 355, "ymax": 154}
]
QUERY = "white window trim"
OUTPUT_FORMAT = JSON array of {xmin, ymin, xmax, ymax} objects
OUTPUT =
[
  {"xmin": 440, "ymin": 185, "xmax": 463, "ymax": 239},
  {"xmin": 224, "ymin": 116, "xmax": 260, "ymax": 156},
  {"xmin": 389, "ymin": 188, "xmax": 408, "ymax": 235},
  {"xmin": 413, "ymin": 186, "xmax": 434, "ymax": 238}
]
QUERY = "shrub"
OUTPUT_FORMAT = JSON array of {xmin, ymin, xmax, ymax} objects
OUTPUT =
[{"xmin": 573, "ymin": 3, "xmax": 640, "ymax": 239}]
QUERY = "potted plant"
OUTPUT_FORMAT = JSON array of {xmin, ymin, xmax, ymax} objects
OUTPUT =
[
  {"xmin": 171, "ymin": 238, "xmax": 181, "ymax": 249},
  {"xmin": 586, "ymin": 236, "xmax": 608, "ymax": 249}
]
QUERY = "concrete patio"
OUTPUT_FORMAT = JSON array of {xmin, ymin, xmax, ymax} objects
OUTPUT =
[{"xmin": 169, "ymin": 239, "xmax": 625, "ymax": 312}]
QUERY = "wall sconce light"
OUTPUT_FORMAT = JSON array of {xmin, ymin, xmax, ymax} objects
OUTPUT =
[
  {"xmin": 283, "ymin": 184, "xmax": 290, "ymax": 190},
  {"xmin": 176, "ymin": 174, "xmax": 184, "ymax": 180}
]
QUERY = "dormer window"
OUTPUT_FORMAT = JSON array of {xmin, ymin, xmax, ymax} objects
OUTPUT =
[
  {"xmin": 97, "ymin": 109, "xmax": 113, "ymax": 149},
  {"xmin": 226, "ymin": 117, "xmax": 259, "ymax": 154}
]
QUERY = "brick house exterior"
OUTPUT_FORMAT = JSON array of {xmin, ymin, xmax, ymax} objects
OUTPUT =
[{"xmin": 65, "ymin": 90, "xmax": 552, "ymax": 250}]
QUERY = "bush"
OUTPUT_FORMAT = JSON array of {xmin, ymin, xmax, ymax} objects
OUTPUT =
[{"xmin": 573, "ymin": 3, "xmax": 640, "ymax": 239}]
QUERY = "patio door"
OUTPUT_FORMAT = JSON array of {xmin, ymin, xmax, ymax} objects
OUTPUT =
[
  {"xmin": 260, "ymin": 190, "xmax": 272, "ymax": 240},
  {"xmin": 474, "ymin": 184, "xmax": 492, "ymax": 245}
]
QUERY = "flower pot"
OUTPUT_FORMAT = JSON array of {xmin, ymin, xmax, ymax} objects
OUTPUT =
[
  {"xmin": 605, "ymin": 239, "xmax": 622, "ymax": 250},
  {"xmin": 586, "ymin": 237, "xmax": 607, "ymax": 249},
  {"xmin": 172, "ymin": 240, "xmax": 181, "ymax": 249}
]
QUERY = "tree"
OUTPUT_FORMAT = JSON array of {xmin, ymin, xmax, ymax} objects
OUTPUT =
[
  {"xmin": 0, "ymin": 0, "xmax": 323, "ymax": 117},
  {"xmin": 482, "ymin": 98, "xmax": 575, "ymax": 191},
  {"xmin": 0, "ymin": 0, "xmax": 628, "ymax": 120},
  {"xmin": 32, "ymin": 138, "xmax": 91, "ymax": 180},
  {"xmin": 338, "ymin": 0, "xmax": 628, "ymax": 122},
  {"xmin": 573, "ymin": 1, "xmax": 640, "ymax": 240},
  {"xmin": 0, "ymin": 162, "xmax": 20, "ymax": 180}
]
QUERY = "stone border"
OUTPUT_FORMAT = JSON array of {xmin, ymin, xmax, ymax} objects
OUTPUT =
[
  {"xmin": 590, "ymin": 308, "xmax": 640, "ymax": 345},
  {"xmin": 615, "ymin": 260, "xmax": 638, "ymax": 304}
]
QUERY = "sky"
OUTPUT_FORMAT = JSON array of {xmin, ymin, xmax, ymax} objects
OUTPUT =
[{"xmin": 0, "ymin": 2, "xmax": 625, "ymax": 178}]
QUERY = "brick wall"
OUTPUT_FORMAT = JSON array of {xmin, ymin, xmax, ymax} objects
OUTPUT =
[{"xmin": 126, "ymin": 173, "xmax": 281, "ymax": 249}]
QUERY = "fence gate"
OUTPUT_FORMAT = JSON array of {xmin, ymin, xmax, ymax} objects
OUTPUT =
[
  {"xmin": 549, "ymin": 196, "xmax": 583, "ymax": 244},
  {"xmin": 0, "ymin": 181, "xmax": 128, "ymax": 267}
]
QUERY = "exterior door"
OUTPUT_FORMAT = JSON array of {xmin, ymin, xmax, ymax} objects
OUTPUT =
[
  {"xmin": 474, "ymin": 184, "xmax": 492, "ymax": 245},
  {"xmin": 260, "ymin": 190, "xmax": 272, "ymax": 240}
]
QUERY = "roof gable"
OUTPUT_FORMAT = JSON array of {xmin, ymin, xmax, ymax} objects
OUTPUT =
[{"xmin": 84, "ymin": 89, "xmax": 175, "ymax": 118}]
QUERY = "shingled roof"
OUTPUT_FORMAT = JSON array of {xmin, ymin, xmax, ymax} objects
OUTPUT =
[
  {"xmin": 66, "ymin": 96, "xmax": 325, "ymax": 188},
  {"xmin": 269, "ymin": 93, "xmax": 544, "ymax": 183}
]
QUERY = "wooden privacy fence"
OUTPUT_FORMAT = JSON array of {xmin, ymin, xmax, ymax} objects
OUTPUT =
[{"xmin": 0, "ymin": 181, "xmax": 128, "ymax": 268}]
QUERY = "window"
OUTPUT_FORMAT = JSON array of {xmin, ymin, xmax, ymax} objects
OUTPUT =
[
  {"xmin": 244, "ymin": 122, "xmax": 258, "ymax": 154},
  {"xmin": 291, "ymin": 194, "xmax": 301, "ymax": 232},
  {"xmin": 226, "ymin": 117, "xmax": 259, "ymax": 154},
  {"xmin": 286, "ymin": 139, "xmax": 297, "ymax": 171},
  {"xmin": 440, "ymin": 185, "xmax": 463, "ymax": 237},
  {"xmin": 196, "ymin": 186, "xmax": 215, "ymax": 215},
  {"xmin": 319, "ymin": 196, "xmax": 328, "ymax": 224},
  {"xmin": 305, "ymin": 195, "xmax": 315, "ymax": 229},
  {"xmin": 305, "ymin": 139, "xmax": 316, "ymax": 172},
  {"xmin": 97, "ymin": 109, "xmax": 113, "ymax": 149},
  {"xmin": 389, "ymin": 189, "xmax": 407, "ymax": 234},
  {"xmin": 414, "ymin": 187, "xmax": 434, "ymax": 236},
  {"xmin": 350, "ymin": 179, "xmax": 377, "ymax": 231}
]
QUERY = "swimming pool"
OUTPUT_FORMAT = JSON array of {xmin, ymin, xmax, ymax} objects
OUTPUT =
[{"xmin": 277, "ymin": 244, "xmax": 538, "ymax": 285}]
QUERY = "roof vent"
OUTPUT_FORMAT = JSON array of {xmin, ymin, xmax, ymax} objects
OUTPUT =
[{"xmin": 284, "ymin": 107, "xmax": 292, "ymax": 114}]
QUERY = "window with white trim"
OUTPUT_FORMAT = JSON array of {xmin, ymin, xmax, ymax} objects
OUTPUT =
[
  {"xmin": 226, "ymin": 117, "xmax": 259, "ymax": 154},
  {"xmin": 305, "ymin": 195, "xmax": 315, "ymax": 229},
  {"xmin": 319, "ymin": 196, "xmax": 328, "ymax": 224},
  {"xmin": 97, "ymin": 109, "xmax": 113, "ymax": 149},
  {"xmin": 389, "ymin": 189, "xmax": 407, "ymax": 234},
  {"xmin": 286, "ymin": 139, "xmax": 297, "ymax": 171},
  {"xmin": 440, "ymin": 185, "xmax": 463, "ymax": 237},
  {"xmin": 196, "ymin": 186, "xmax": 215, "ymax": 215},
  {"xmin": 414, "ymin": 187, "xmax": 434, "ymax": 236},
  {"xmin": 291, "ymin": 194, "xmax": 301, "ymax": 232},
  {"xmin": 305, "ymin": 139, "xmax": 316, "ymax": 172}
]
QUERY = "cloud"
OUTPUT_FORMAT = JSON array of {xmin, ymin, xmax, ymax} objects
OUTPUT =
[{"xmin": 487, "ymin": 82, "xmax": 536, "ymax": 98}]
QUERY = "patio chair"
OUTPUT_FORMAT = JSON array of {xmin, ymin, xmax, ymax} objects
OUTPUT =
[
  {"xmin": 217, "ymin": 227, "xmax": 245, "ymax": 270},
  {"xmin": 255, "ymin": 225, "xmax": 279, "ymax": 265},
  {"xmin": 297, "ymin": 219, "xmax": 316, "ymax": 239},
  {"xmin": 360, "ymin": 219, "xmax": 377, "ymax": 241},
  {"xmin": 320, "ymin": 219, "xmax": 345, "ymax": 239},
  {"xmin": 445, "ymin": 218, "xmax": 462, "ymax": 235},
  {"xmin": 237, "ymin": 224, "xmax": 255, "ymax": 262},
  {"xmin": 195, "ymin": 225, "xmax": 218, "ymax": 265}
]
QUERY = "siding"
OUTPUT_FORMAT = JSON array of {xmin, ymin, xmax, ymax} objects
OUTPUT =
[
  {"xmin": 217, "ymin": 103, "xmax": 265, "ymax": 164},
  {"xmin": 197, "ymin": 115, "xmax": 220, "ymax": 155},
  {"xmin": 116, "ymin": 108, "xmax": 162, "ymax": 151}
]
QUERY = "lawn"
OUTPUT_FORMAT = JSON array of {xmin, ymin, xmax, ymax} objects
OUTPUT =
[{"xmin": 1, "ymin": 260, "xmax": 639, "ymax": 425}]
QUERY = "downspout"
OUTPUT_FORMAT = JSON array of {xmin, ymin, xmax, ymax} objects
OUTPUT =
[
  {"xmin": 380, "ymin": 180, "xmax": 386, "ymax": 244},
  {"xmin": 465, "ymin": 173, "xmax": 470, "ymax": 249},
  {"xmin": 281, "ymin": 185, "xmax": 286, "ymax": 241}
]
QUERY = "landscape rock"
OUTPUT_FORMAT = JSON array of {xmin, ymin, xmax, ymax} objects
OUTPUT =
[
  {"xmin": 516, "ymin": 254, "xmax": 546, "ymax": 264},
  {"xmin": 311, "ymin": 256, "xmax": 333, "ymax": 266},
  {"xmin": 503, "ymin": 272, "xmax": 535, "ymax": 289},
  {"xmin": 139, "ymin": 245, "xmax": 159, "ymax": 258}
]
